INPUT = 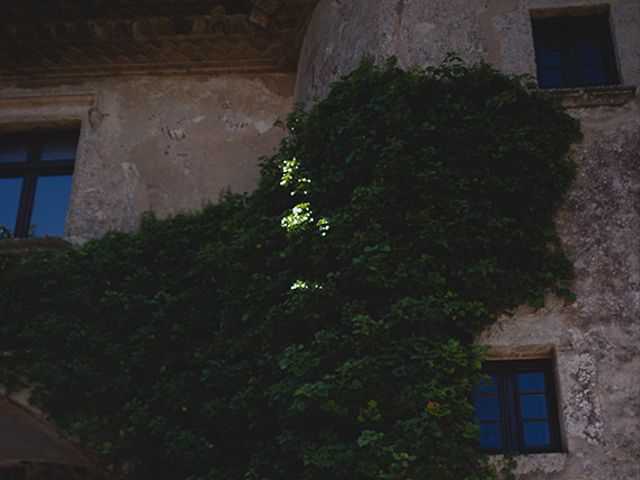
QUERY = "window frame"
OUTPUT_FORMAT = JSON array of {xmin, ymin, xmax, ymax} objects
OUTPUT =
[
  {"xmin": 475, "ymin": 359, "xmax": 563, "ymax": 454},
  {"xmin": 531, "ymin": 14, "xmax": 619, "ymax": 89},
  {"xmin": 0, "ymin": 130, "xmax": 77, "ymax": 238}
]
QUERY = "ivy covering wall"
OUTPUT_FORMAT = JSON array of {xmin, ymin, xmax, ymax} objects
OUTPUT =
[{"xmin": 0, "ymin": 59, "xmax": 580, "ymax": 480}]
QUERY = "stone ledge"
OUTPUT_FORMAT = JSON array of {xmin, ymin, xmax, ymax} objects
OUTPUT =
[
  {"xmin": 0, "ymin": 93, "xmax": 95, "ymax": 133},
  {"xmin": 0, "ymin": 237, "xmax": 72, "ymax": 256},
  {"xmin": 550, "ymin": 85, "xmax": 637, "ymax": 108},
  {"xmin": 490, "ymin": 452, "xmax": 568, "ymax": 475},
  {"xmin": 485, "ymin": 343, "xmax": 556, "ymax": 360}
]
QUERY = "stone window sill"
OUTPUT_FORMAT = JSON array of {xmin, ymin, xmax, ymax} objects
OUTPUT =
[
  {"xmin": 548, "ymin": 84, "xmax": 637, "ymax": 108},
  {"xmin": 0, "ymin": 237, "xmax": 71, "ymax": 256},
  {"xmin": 489, "ymin": 452, "xmax": 568, "ymax": 476}
]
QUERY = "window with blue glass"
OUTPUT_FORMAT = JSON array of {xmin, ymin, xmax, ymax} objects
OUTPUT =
[
  {"xmin": 0, "ymin": 131, "xmax": 77, "ymax": 238},
  {"xmin": 473, "ymin": 360, "xmax": 562, "ymax": 453},
  {"xmin": 532, "ymin": 14, "xmax": 619, "ymax": 89}
]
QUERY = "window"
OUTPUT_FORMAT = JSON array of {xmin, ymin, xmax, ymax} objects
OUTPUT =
[
  {"xmin": 0, "ymin": 131, "xmax": 78, "ymax": 238},
  {"xmin": 473, "ymin": 359, "xmax": 562, "ymax": 453},
  {"xmin": 532, "ymin": 14, "xmax": 619, "ymax": 88}
]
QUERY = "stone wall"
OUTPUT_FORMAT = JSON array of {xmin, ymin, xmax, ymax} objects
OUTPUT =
[
  {"xmin": 295, "ymin": 0, "xmax": 640, "ymax": 104},
  {"xmin": 0, "ymin": 73, "xmax": 295, "ymax": 242},
  {"xmin": 0, "ymin": 0, "xmax": 638, "ymax": 477},
  {"xmin": 479, "ymin": 92, "xmax": 640, "ymax": 479},
  {"xmin": 296, "ymin": 1, "xmax": 640, "ymax": 478}
]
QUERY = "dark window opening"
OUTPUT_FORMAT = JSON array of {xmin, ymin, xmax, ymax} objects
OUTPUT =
[
  {"xmin": 532, "ymin": 14, "xmax": 619, "ymax": 88},
  {"xmin": 473, "ymin": 359, "xmax": 562, "ymax": 454},
  {"xmin": 0, "ymin": 131, "xmax": 78, "ymax": 238}
]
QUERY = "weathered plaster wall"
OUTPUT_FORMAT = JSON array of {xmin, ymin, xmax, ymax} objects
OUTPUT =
[
  {"xmin": 296, "ymin": 1, "xmax": 640, "ymax": 478},
  {"xmin": 0, "ymin": 1, "xmax": 636, "ymax": 477},
  {"xmin": 479, "ymin": 96, "xmax": 640, "ymax": 480},
  {"xmin": 295, "ymin": 0, "xmax": 640, "ymax": 104},
  {"xmin": 0, "ymin": 73, "xmax": 295, "ymax": 241}
]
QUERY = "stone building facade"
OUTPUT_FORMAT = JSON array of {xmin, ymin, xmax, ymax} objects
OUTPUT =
[{"xmin": 0, "ymin": 0, "xmax": 638, "ymax": 478}]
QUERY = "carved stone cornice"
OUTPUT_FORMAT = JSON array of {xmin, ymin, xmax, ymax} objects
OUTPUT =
[{"xmin": 0, "ymin": 0, "xmax": 319, "ymax": 80}]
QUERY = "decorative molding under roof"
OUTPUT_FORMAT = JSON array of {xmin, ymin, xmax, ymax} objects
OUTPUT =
[{"xmin": 0, "ymin": 0, "xmax": 319, "ymax": 81}]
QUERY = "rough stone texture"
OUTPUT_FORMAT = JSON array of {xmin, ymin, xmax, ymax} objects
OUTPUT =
[
  {"xmin": 479, "ymin": 94, "xmax": 640, "ymax": 479},
  {"xmin": 295, "ymin": 2, "xmax": 640, "ymax": 477},
  {"xmin": 0, "ymin": 73, "xmax": 295, "ymax": 241},
  {"xmin": 294, "ymin": 0, "xmax": 640, "ymax": 104},
  {"xmin": 490, "ymin": 453, "xmax": 568, "ymax": 476}
]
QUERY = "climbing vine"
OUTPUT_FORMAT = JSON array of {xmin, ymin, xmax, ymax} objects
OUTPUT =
[{"xmin": 0, "ymin": 58, "xmax": 580, "ymax": 480}]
